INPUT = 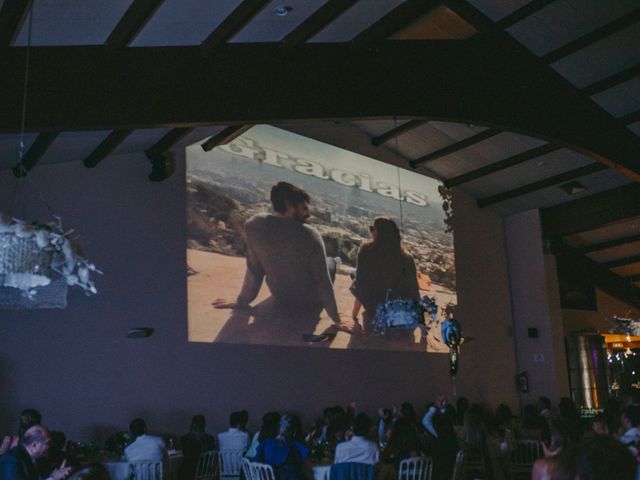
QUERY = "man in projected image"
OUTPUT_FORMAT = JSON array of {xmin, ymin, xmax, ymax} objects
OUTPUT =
[{"xmin": 213, "ymin": 181, "xmax": 346, "ymax": 331}]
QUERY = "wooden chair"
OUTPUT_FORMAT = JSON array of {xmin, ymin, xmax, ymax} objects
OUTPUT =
[
  {"xmin": 130, "ymin": 461, "xmax": 163, "ymax": 480},
  {"xmin": 195, "ymin": 450, "xmax": 218, "ymax": 480},
  {"xmin": 508, "ymin": 440, "xmax": 543, "ymax": 480},
  {"xmin": 398, "ymin": 457, "xmax": 432, "ymax": 480},
  {"xmin": 249, "ymin": 462, "xmax": 275, "ymax": 480},
  {"xmin": 218, "ymin": 450, "xmax": 245, "ymax": 480}
]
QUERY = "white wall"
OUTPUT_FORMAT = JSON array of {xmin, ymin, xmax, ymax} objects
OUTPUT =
[{"xmin": 0, "ymin": 147, "xmax": 519, "ymax": 441}]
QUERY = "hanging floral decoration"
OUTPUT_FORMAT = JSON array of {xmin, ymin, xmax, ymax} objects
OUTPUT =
[{"xmin": 0, "ymin": 214, "xmax": 101, "ymax": 300}]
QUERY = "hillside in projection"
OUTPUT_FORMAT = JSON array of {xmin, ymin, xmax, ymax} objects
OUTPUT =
[{"xmin": 186, "ymin": 125, "xmax": 456, "ymax": 352}]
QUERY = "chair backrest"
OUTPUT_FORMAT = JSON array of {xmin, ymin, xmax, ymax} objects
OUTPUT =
[
  {"xmin": 249, "ymin": 462, "xmax": 275, "ymax": 480},
  {"xmin": 241, "ymin": 458, "xmax": 254, "ymax": 480},
  {"xmin": 130, "ymin": 461, "xmax": 163, "ymax": 480},
  {"xmin": 329, "ymin": 462, "xmax": 375, "ymax": 480},
  {"xmin": 218, "ymin": 450, "xmax": 245, "ymax": 478},
  {"xmin": 398, "ymin": 457, "xmax": 432, "ymax": 480},
  {"xmin": 509, "ymin": 440, "xmax": 543, "ymax": 467},
  {"xmin": 450, "ymin": 450, "xmax": 465, "ymax": 480},
  {"xmin": 195, "ymin": 450, "xmax": 218, "ymax": 480}
]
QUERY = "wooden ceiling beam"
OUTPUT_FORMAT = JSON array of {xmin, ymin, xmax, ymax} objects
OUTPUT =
[
  {"xmin": 541, "ymin": 183, "xmax": 640, "ymax": 237},
  {"xmin": 200, "ymin": 0, "xmax": 269, "ymax": 54},
  {"xmin": 542, "ymin": 8, "xmax": 640, "ymax": 64},
  {"xmin": 282, "ymin": 0, "xmax": 357, "ymax": 52},
  {"xmin": 372, "ymin": 119, "xmax": 429, "ymax": 147},
  {"xmin": 201, "ymin": 125, "xmax": 253, "ymax": 152},
  {"xmin": 1, "ymin": 42, "xmax": 640, "ymax": 178},
  {"xmin": 602, "ymin": 254, "xmax": 640, "ymax": 269},
  {"xmin": 440, "ymin": 0, "xmax": 492, "ymax": 32},
  {"xmin": 145, "ymin": 127, "xmax": 194, "ymax": 159},
  {"xmin": 582, "ymin": 63, "xmax": 640, "ymax": 96},
  {"xmin": 352, "ymin": 0, "xmax": 440, "ymax": 47},
  {"xmin": 83, "ymin": 129, "xmax": 132, "ymax": 168},
  {"xmin": 554, "ymin": 241, "xmax": 640, "ymax": 310},
  {"xmin": 494, "ymin": 0, "xmax": 555, "ymax": 30},
  {"xmin": 477, "ymin": 162, "xmax": 607, "ymax": 208},
  {"xmin": 444, "ymin": 143, "xmax": 560, "ymax": 188},
  {"xmin": 0, "ymin": 0, "xmax": 31, "ymax": 46},
  {"xmin": 11, "ymin": 132, "xmax": 57, "ymax": 177},
  {"xmin": 621, "ymin": 110, "xmax": 640, "ymax": 125},
  {"xmin": 105, "ymin": 0, "xmax": 165, "ymax": 48},
  {"xmin": 578, "ymin": 234, "xmax": 640, "ymax": 254},
  {"xmin": 410, "ymin": 127, "xmax": 500, "ymax": 167}
]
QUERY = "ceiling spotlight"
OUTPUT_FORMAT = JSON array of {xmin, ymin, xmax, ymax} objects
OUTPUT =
[
  {"xmin": 274, "ymin": 5, "xmax": 292, "ymax": 16},
  {"xmin": 559, "ymin": 181, "xmax": 587, "ymax": 195}
]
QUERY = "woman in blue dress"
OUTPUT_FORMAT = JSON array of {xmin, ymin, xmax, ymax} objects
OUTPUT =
[{"xmin": 255, "ymin": 414, "xmax": 309, "ymax": 480}]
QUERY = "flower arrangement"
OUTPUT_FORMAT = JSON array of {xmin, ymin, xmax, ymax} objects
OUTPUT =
[{"xmin": 0, "ymin": 213, "xmax": 101, "ymax": 299}]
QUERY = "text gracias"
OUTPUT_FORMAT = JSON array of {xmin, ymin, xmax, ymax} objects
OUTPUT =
[{"xmin": 219, "ymin": 137, "xmax": 430, "ymax": 207}]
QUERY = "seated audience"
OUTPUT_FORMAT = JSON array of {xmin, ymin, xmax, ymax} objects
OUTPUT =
[
  {"xmin": 1, "ymin": 409, "xmax": 43, "ymax": 455},
  {"xmin": 378, "ymin": 418, "xmax": 423, "ymax": 480},
  {"xmin": 558, "ymin": 397, "xmax": 582, "ymax": 443},
  {"xmin": 377, "ymin": 408, "xmax": 394, "ymax": 448},
  {"xmin": 532, "ymin": 419, "xmax": 570, "ymax": 480},
  {"xmin": 427, "ymin": 412, "xmax": 459, "ymax": 480},
  {"xmin": 246, "ymin": 412, "xmax": 280, "ymax": 459},
  {"xmin": 334, "ymin": 413, "xmax": 379, "ymax": 465},
  {"xmin": 179, "ymin": 415, "xmax": 216, "ymax": 480},
  {"xmin": 551, "ymin": 434, "xmax": 635, "ymax": 479},
  {"xmin": 0, "ymin": 425, "xmax": 71, "ymax": 480},
  {"xmin": 218, "ymin": 411, "xmax": 250, "ymax": 452},
  {"xmin": 38, "ymin": 431, "xmax": 69, "ymax": 478},
  {"xmin": 619, "ymin": 403, "xmax": 640, "ymax": 469},
  {"xmin": 255, "ymin": 415, "xmax": 309, "ymax": 480},
  {"xmin": 124, "ymin": 419, "xmax": 166, "ymax": 462}
]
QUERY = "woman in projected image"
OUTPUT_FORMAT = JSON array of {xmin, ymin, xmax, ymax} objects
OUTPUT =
[{"xmin": 350, "ymin": 217, "xmax": 420, "ymax": 334}]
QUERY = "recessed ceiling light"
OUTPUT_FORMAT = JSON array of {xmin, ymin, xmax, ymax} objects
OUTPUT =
[{"xmin": 274, "ymin": 5, "xmax": 292, "ymax": 16}]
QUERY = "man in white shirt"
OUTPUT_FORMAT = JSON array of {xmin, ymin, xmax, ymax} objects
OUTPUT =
[
  {"xmin": 334, "ymin": 414, "xmax": 379, "ymax": 465},
  {"xmin": 217, "ymin": 412, "xmax": 250, "ymax": 452},
  {"xmin": 124, "ymin": 418, "xmax": 166, "ymax": 462}
]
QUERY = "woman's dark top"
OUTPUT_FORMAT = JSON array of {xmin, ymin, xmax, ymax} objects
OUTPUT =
[
  {"xmin": 179, "ymin": 433, "xmax": 216, "ymax": 480},
  {"xmin": 352, "ymin": 244, "xmax": 420, "ymax": 318}
]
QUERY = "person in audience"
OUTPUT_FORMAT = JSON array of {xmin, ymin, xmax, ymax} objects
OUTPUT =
[
  {"xmin": 377, "ymin": 408, "xmax": 394, "ymax": 448},
  {"xmin": 550, "ymin": 434, "xmax": 636, "ymax": 480},
  {"xmin": 350, "ymin": 217, "xmax": 420, "ymax": 333},
  {"xmin": 532, "ymin": 419, "xmax": 570, "ymax": 480},
  {"xmin": 238, "ymin": 411, "xmax": 250, "ymax": 434},
  {"xmin": 558, "ymin": 397, "xmax": 582, "ymax": 443},
  {"xmin": 38, "ymin": 431, "xmax": 68, "ymax": 478},
  {"xmin": 246, "ymin": 412, "xmax": 280, "ymax": 459},
  {"xmin": 218, "ymin": 411, "xmax": 250, "ymax": 452},
  {"xmin": 2, "ymin": 409, "xmax": 43, "ymax": 455},
  {"xmin": 517, "ymin": 404, "xmax": 546, "ymax": 441},
  {"xmin": 378, "ymin": 418, "xmax": 423, "ymax": 480},
  {"xmin": 619, "ymin": 404, "xmax": 640, "ymax": 456},
  {"xmin": 604, "ymin": 398, "xmax": 622, "ymax": 437},
  {"xmin": 179, "ymin": 415, "xmax": 216, "ymax": 480},
  {"xmin": 0, "ymin": 425, "xmax": 71, "ymax": 480},
  {"xmin": 427, "ymin": 412, "xmax": 459, "ymax": 480},
  {"xmin": 462, "ymin": 404, "xmax": 506, "ymax": 480},
  {"xmin": 124, "ymin": 419, "xmax": 166, "ymax": 462},
  {"xmin": 537, "ymin": 397, "xmax": 553, "ymax": 420},
  {"xmin": 255, "ymin": 414, "xmax": 309, "ymax": 480},
  {"xmin": 334, "ymin": 413, "xmax": 379, "ymax": 465}
]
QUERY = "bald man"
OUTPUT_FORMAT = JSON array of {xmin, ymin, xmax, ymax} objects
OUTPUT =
[{"xmin": 0, "ymin": 426, "xmax": 71, "ymax": 480}]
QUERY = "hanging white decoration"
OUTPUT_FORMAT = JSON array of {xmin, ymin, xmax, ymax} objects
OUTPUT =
[{"xmin": 0, "ymin": 213, "xmax": 101, "ymax": 304}]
